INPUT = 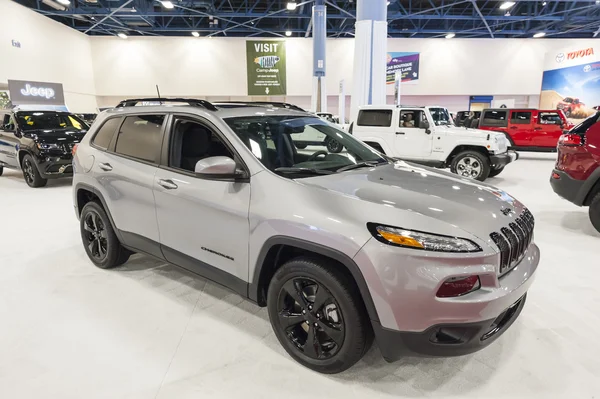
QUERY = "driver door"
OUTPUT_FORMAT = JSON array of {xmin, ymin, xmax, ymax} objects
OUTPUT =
[
  {"xmin": 393, "ymin": 109, "xmax": 433, "ymax": 160},
  {"xmin": 0, "ymin": 114, "xmax": 20, "ymax": 168},
  {"xmin": 154, "ymin": 115, "xmax": 251, "ymax": 284}
]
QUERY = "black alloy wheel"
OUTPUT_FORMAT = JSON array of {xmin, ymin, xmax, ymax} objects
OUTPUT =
[
  {"xmin": 267, "ymin": 258, "xmax": 371, "ymax": 374},
  {"xmin": 82, "ymin": 210, "xmax": 108, "ymax": 262},
  {"xmin": 276, "ymin": 277, "xmax": 345, "ymax": 360},
  {"xmin": 21, "ymin": 154, "xmax": 47, "ymax": 188},
  {"xmin": 326, "ymin": 138, "xmax": 343, "ymax": 153}
]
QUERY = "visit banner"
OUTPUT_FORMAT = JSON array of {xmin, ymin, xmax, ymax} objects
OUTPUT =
[
  {"xmin": 386, "ymin": 52, "xmax": 420, "ymax": 84},
  {"xmin": 246, "ymin": 40, "xmax": 287, "ymax": 95}
]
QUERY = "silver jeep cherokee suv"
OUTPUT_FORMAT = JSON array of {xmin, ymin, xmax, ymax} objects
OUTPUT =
[{"xmin": 73, "ymin": 98, "xmax": 539, "ymax": 374}]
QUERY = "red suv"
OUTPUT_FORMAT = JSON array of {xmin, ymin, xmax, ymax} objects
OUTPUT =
[
  {"xmin": 550, "ymin": 111, "xmax": 600, "ymax": 233},
  {"xmin": 478, "ymin": 108, "xmax": 573, "ymax": 151}
]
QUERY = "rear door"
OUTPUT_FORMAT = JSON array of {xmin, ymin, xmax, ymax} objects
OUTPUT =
[
  {"xmin": 508, "ymin": 111, "xmax": 533, "ymax": 147},
  {"xmin": 0, "ymin": 113, "xmax": 20, "ymax": 168},
  {"xmin": 537, "ymin": 111, "xmax": 564, "ymax": 147}
]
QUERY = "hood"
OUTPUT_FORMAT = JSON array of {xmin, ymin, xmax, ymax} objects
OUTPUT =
[
  {"xmin": 302, "ymin": 161, "xmax": 524, "ymax": 240},
  {"xmin": 24, "ymin": 128, "xmax": 87, "ymax": 143}
]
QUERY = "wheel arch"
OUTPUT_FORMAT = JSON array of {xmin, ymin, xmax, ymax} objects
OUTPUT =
[
  {"xmin": 75, "ymin": 182, "xmax": 125, "ymax": 243},
  {"xmin": 446, "ymin": 145, "xmax": 490, "ymax": 165},
  {"xmin": 362, "ymin": 139, "xmax": 390, "ymax": 155},
  {"xmin": 582, "ymin": 169, "xmax": 600, "ymax": 206},
  {"xmin": 248, "ymin": 236, "xmax": 380, "ymax": 323}
]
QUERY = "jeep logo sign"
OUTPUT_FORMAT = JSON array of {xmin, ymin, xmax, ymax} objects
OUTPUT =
[{"xmin": 8, "ymin": 79, "xmax": 65, "ymax": 106}]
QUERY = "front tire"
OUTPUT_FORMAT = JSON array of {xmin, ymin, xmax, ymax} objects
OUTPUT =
[
  {"xmin": 267, "ymin": 258, "xmax": 371, "ymax": 374},
  {"xmin": 0, "ymin": 165, "xmax": 3, "ymax": 176},
  {"xmin": 22, "ymin": 154, "xmax": 47, "ymax": 188},
  {"xmin": 450, "ymin": 151, "xmax": 490, "ymax": 181},
  {"xmin": 80, "ymin": 201, "xmax": 131, "ymax": 269},
  {"xmin": 489, "ymin": 166, "xmax": 505, "ymax": 178},
  {"xmin": 589, "ymin": 192, "xmax": 600, "ymax": 233}
]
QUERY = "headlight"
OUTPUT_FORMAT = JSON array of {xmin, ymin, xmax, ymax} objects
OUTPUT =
[
  {"xmin": 36, "ymin": 143, "xmax": 61, "ymax": 150},
  {"xmin": 367, "ymin": 223, "xmax": 481, "ymax": 253}
]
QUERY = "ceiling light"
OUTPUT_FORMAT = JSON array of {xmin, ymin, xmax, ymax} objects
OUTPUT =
[
  {"xmin": 56, "ymin": 0, "xmax": 70, "ymax": 4},
  {"xmin": 499, "ymin": 1, "xmax": 515, "ymax": 10},
  {"xmin": 285, "ymin": 30, "xmax": 292, "ymax": 36},
  {"xmin": 160, "ymin": 1, "xmax": 174, "ymax": 9},
  {"xmin": 286, "ymin": 1, "xmax": 297, "ymax": 10},
  {"xmin": 191, "ymin": 31, "xmax": 199, "ymax": 37},
  {"xmin": 387, "ymin": 1, "xmax": 391, "ymax": 5},
  {"xmin": 117, "ymin": 32, "xmax": 128, "ymax": 39},
  {"xmin": 542, "ymin": 1, "xmax": 547, "ymax": 5},
  {"xmin": 533, "ymin": 32, "xmax": 546, "ymax": 38},
  {"xmin": 445, "ymin": 32, "xmax": 455, "ymax": 39}
]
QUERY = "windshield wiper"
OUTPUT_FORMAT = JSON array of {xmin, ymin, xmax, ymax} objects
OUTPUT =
[
  {"xmin": 336, "ymin": 161, "xmax": 386, "ymax": 172},
  {"xmin": 274, "ymin": 167, "xmax": 334, "ymax": 175}
]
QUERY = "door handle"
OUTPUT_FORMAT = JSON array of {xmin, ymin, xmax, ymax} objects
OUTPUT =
[
  {"xmin": 534, "ymin": 127, "xmax": 542, "ymax": 131},
  {"xmin": 158, "ymin": 179, "xmax": 178, "ymax": 190},
  {"xmin": 510, "ymin": 126, "xmax": 518, "ymax": 129},
  {"xmin": 98, "ymin": 162, "xmax": 113, "ymax": 171},
  {"xmin": 396, "ymin": 132, "xmax": 406, "ymax": 135}
]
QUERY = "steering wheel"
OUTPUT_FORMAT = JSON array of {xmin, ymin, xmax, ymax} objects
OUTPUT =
[{"xmin": 307, "ymin": 150, "xmax": 329, "ymax": 162}]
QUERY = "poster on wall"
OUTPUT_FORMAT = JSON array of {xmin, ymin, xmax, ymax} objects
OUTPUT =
[
  {"xmin": 386, "ymin": 52, "xmax": 420, "ymax": 85},
  {"xmin": 246, "ymin": 40, "xmax": 287, "ymax": 95},
  {"xmin": 540, "ymin": 46, "xmax": 599, "ymax": 123}
]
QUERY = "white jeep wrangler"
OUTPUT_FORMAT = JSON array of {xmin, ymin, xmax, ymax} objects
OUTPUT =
[{"xmin": 350, "ymin": 105, "xmax": 518, "ymax": 181}]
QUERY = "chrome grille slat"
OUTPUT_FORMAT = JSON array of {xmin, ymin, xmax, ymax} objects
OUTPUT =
[{"xmin": 490, "ymin": 209, "xmax": 535, "ymax": 276}]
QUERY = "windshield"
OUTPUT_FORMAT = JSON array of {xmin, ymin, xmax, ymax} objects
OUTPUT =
[
  {"xmin": 224, "ymin": 115, "xmax": 388, "ymax": 178},
  {"xmin": 16, "ymin": 112, "xmax": 88, "ymax": 132},
  {"xmin": 429, "ymin": 107, "xmax": 454, "ymax": 126}
]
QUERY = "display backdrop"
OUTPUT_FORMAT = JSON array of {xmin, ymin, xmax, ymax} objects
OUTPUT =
[
  {"xmin": 540, "ymin": 45, "xmax": 599, "ymax": 123},
  {"xmin": 8, "ymin": 79, "xmax": 65, "ymax": 106},
  {"xmin": 246, "ymin": 40, "xmax": 287, "ymax": 95},
  {"xmin": 386, "ymin": 52, "xmax": 420, "ymax": 85}
]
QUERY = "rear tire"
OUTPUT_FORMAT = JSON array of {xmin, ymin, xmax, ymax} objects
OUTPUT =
[
  {"xmin": 80, "ymin": 201, "xmax": 131, "ymax": 269},
  {"xmin": 589, "ymin": 192, "xmax": 600, "ymax": 234},
  {"xmin": 21, "ymin": 154, "xmax": 47, "ymax": 188},
  {"xmin": 267, "ymin": 257, "xmax": 371, "ymax": 374},
  {"xmin": 0, "ymin": 166, "xmax": 3, "ymax": 176},
  {"xmin": 489, "ymin": 166, "xmax": 505, "ymax": 178},
  {"xmin": 450, "ymin": 151, "xmax": 490, "ymax": 181}
]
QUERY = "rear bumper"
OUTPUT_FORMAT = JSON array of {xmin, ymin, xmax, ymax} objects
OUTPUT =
[
  {"xmin": 490, "ymin": 150, "xmax": 518, "ymax": 168},
  {"xmin": 550, "ymin": 169, "xmax": 585, "ymax": 206},
  {"xmin": 373, "ymin": 294, "xmax": 526, "ymax": 361}
]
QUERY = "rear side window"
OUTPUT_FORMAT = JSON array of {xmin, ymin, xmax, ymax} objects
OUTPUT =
[
  {"xmin": 114, "ymin": 114, "xmax": 165, "ymax": 163},
  {"xmin": 510, "ymin": 111, "xmax": 532, "ymax": 125},
  {"xmin": 357, "ymin": 110, "xmax": 392, "ymax": 127},
  {"xmin": 481, "ymin": 110, "xmax": 508, "ymax": 127},
  {"xmin": 92, "ymin": 118, "xmax": 121, "ymax": 149}
]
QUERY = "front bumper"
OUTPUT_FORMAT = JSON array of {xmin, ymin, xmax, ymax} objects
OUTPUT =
[
  {"xmin": 550, "ymin": 169, "xmax": 586, "ymax": 206},
  {"xmin": 373, "ymin": 294, "xmax": 526, "ymax": 361},
  {"xmin": 490, "ymin": 150, "xmax": 519, "ymax": 168},
  {"xmin": 35, "ymin": 154, "xmax": 74, "ymax": 179}
]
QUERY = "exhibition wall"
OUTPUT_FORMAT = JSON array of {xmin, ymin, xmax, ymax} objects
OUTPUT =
[{"xmin": 0, "ymin": 0, "xmax": 98, "ymax": 112}]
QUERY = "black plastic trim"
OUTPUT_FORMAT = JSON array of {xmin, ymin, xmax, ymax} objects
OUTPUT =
[
  {"xmin": 550, "ymin": 169, "xmax": 587, "ymax": 206},
  {"xmin": 249, "ymin": 236, "xmax": 380, "ymax": 322}
]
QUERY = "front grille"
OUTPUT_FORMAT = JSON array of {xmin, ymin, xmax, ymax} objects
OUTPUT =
[
  {"xmin": 62, "ymin": 143, "xmax": 75, "ymax": 153},
  {"xmin": 490, "ymin": 209, "xmax": 534, "ymax": 275}
]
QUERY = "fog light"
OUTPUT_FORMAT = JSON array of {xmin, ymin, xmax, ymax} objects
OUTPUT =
[{"xmin": 436, "ymin": 275, "xmax": 480, "ymax": 298}]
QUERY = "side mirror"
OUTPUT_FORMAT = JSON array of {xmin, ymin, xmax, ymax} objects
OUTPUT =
[
  {"xmin": 419, "ymin": 121, "xmax": 430, "ymax": 130},
  {"xmin": 195, "ymin": 156, "xmax": 245, "ymax": 180}
]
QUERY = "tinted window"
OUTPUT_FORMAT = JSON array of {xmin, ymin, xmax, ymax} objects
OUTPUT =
[
  {"xmin": 92, "ymin": 118, "xmax": 121, "ymax": 149},
  {"xmin": 510, "ymin": 111, "xmax": 532, "ymax": 125},
  {"xmin": 169, "ymin": 118, "xmax": 234, "ymax": 173},
  {"xmin": 115, "ymin": 114, "xmax": 165, "ymax": 162},
  {"xmin": 481, "ymin": 110, "xmax": 508, "ymax": 127},
  {"xmin": 357, "ymin": 110, "xmax": 393, "ymax": 127}
]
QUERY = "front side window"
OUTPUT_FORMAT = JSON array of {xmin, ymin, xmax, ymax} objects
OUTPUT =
[
  {"xmin": 538, "ymin": 112, "xmax": 562, "ymax": 125},
  {"xmin": 15, "ymin": 112, "xmax": 88, "ymax": 132},
  {"xmin": 357, "ymin": 110, "xmax": 393, "ymax": 127},
  {"xmin": 225, "ymin": 115, "xmax": 388, "ymax": 178},
  {"xmin": 399, "ymin": 110, "xmax": 426, "ymax": 128},
  {"xmin": 168, "ymin": 118, "xmax": 234, "ymax": 173},
  {"xmin": 114, "ymin": 114, "xmax": 165, "ymax": 163},
  {"xmin": 510, "ymin": 111, "xmax": 532, "ymax": 125}
]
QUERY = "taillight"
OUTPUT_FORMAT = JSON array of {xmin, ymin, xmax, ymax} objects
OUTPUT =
[
  {"xmin": 552, "ymin": 172, "xmax": 560, "ymax": 179},
  {"xmin": 436, "ymin": 275, "xmax": 480, "ymax": 298},
  {"xmin": 558, "ymin": 134, "xmax": 582, "ymax": 146},
  {"xmin": 72, "ymin": 144, "xmax": 78, "ymax": 156}
]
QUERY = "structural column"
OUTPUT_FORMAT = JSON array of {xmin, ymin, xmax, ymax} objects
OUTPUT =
[
  {"xmin": 311, "ymin": 0, "xmax": 327, "ymax": 112},
  {"xmin": 350, "ymin": 0, "xmax": 388, "ymax": 122}
]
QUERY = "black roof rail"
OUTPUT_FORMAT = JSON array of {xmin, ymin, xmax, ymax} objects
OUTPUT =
[
  {"xmin": 115, "ymin": 98, "xmax": 218, "ymax": 112},
  {"xmin": 215, "ymin": 101, "xmax": 306, "ymax": 112}
]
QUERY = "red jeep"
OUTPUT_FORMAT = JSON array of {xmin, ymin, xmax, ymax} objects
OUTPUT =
[
  {"xmin": 557, "ymin": 97, "xmax": 585, "ymax": 118},
  {"xmin": 550, "ymin": 111, "xmax": 600, "ymax": 233},
  {"xmin": 478, "ymin": 108, "xmax": 573, "ymax": 151}
]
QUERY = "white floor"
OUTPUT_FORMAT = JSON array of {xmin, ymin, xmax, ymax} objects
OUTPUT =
[{"xmin": 1, "ymin": 153, "xmax": 599, "ymax": 399}]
